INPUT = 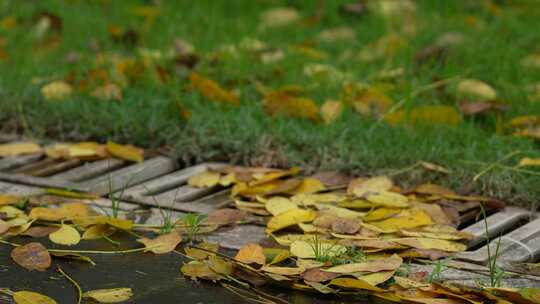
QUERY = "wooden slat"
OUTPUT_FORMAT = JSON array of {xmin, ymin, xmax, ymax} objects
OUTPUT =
[
  {"xmin": 458, "ymin": 217, "xmax": 540, "ymax": 264},
  {"xmin": 81, "ymin": 157, "xmax": 178, "ymax": 195},
  {"xmin": 50, "ymin": 158, "xmax": 126, "ymax": 182},
  {"xmin": 462, "ymin": 207, "xmax": 531, "ymax": 248},
  {"xmin": 206, "ymin": 225, "xmax": 267, "ymax": 250},
  {"xmin": 0, "ymin": 154, "xmax": 43, "ymax": 171},
  {"xmin": 0, "ymin": 181, "xmax": 44, "ymax": 196},
  {"xmin": 11, "ymin": 158, "xmax": 59, "ymax": 174},
  {"xmin": 31, "ymin": 159, "xmax": 82, "ymax": 177},
  {"xmin": 0, "ymin": 172, "xmax": 81, "ymax": 190}
]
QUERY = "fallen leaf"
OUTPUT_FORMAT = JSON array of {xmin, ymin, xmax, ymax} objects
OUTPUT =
[
  {"xmin": 351, "ymin": 88, "xmax": 392, "ymax": 118},
  {"xmin": 188, "ymin": 171, "xmax": 220, "ymax": 188},
  {"xmin": 265, "ymin": 197, "xmax": 297, "ymax": 216},
  {"xmin": 293, "ymin": 178, "xmax": 326, "ymax": 194},
  {"xmin": 324, "ymin": 254, "xmax": 402, "ymax": 273},
  {"xmin": 207, "ymin": 255, "xmax": 233, "ymax": 276},
  {"xmin": 184, "ymin": 242, "xmax": 219, "ymax": 260},
  {"xmin": 304, "ymin": 281, "xmax": 337, "ymax": 294},
  {"xmin": 20, "ymin": 226, "xmax": 58, "ymax": 238},
  {"xmin": 91, "ymin": 83, "xmax": 122, "ymax": 101},
  {"xmin": 82, "ymin": 288, "xmax": 133, "ymax": 303},
  {"xmin": 234, "ymin": 243, "xmax": 266, "ymax": 265},
  {"xmin": 181, "ymin": 260, "xmax": 222, "ymax": 281},
  {"xmin": 318, "ymin": 27, "xmax": 355, "ymax": 43},
  {"xmin": 419, "ymin": 162, "xmax": 451, "ymax": 174},
  {"xmin": 41, "ymin": 81, "xmax": 72, "ymax": 101},
  {"xmin": 263, "ymin": 90, "xmax": 320, "ymax": 121},
  {"xmin": 207, "ymin": 208, "xmax": 246, "ymax": 226},
  {"xmin": 331, "ymin": 217, "xmax": 360, "ymax": 234},
  {"xmin": 260, "ymin": 7, "xmax": 300, "ymax": 29},
  {"xmin": 106, "ymin": 141, "xmax": 144, "ymax": 162},
  {"xmin": 266, "ymin": 208, "xmax": 316, "ymax": 233},
  {"xmin": 11, "ymin": 242, "xmax": 51, "ymax": 271},
  {"xmin": 458, "ymin": 100, "xmax": 505, "ymax": 116},
  {"xmin": 310, "ymin": 171, "xmax": 350, "ymax": 187},
  {"xmin": 358, "ymin": 270, "xmax": 395, "ymax": 285},
  {"xmin": 518, "ymin": 158, "xmax": 540, "ymax": 167},
  {"xmin": 302, "ymin": 267, "xmax": 340, "ymax": 282},
  {"xmin": 329, "ymin": 278, "xmax": 384, "ymax": 292},
  {"xmin": 106, "ymin": 218, "xmax": 133, "ymax": 231},
  {"xmin": 385, "ymin": 105, "xmax": 461, "ymax": 126},
  {"xmin": 263, "ymin": 248, "xmax": 290, "ymax": 265},
  {"xmin": 350, "ymin": 176, "xmax": 393, "ymax": 197},
  {"xmin": 13, "ymin": 291, "xmax": 57, "ymax": 304},
  {"xmin": 0, "ymin": 194, "xmax": 22, "ymax": 206},
  {"xmin": 260, "ymin": 265, "xmax": 305, "ymax": 275},
  {"xmin": 82, "ymin": 224, "xmax": 115, "ymax": 240},
  {"xmin": 392, "ymin": 237, "xmax": 467, "ymax": 252},
  {"xmin": 49, "ymin": 224, "xmax": 80, "ymax": 246},
  {"xmin": 137, "ymin": 231, "xmax": 182, "ymax": 254},
  {"xmin": 50, "ymin": 252, "xmax": 95, "ymax": 265},
  {"xmin": 0, "ymin": 219, "xmax": 9, "ymax": 234},
  {"xmin": 367, "ymin": 208, "xmax": 433, "ymax": 233},
  {"xmin": 189, "ymin": 72, "xmax": 239, "ymax": 106},
  {"xmin": 457, "ymin": 78, "xmax": 497, "ymax": 101},
  {"xmin": 320, "ymin": 100, "xmax": 344, "ymax": 124},
  {"xmin": 290, "ymin": 240, "xmax": 346, "ymax": 259},
  {"xmin": 365, "ymin": 191, "xmax": 409, "ymax": 208},
  {"xmin": 0, "ymin": 142, "xmax": 42, "ymax": 157}
]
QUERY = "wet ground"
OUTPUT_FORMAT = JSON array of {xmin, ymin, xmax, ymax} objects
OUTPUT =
[{"xmin": 0, "ymin": 234, "xmax": 389, "ymax": 304}]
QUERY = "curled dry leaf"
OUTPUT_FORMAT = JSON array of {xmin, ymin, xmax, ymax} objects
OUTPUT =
[
  {"xmin": 329, "ymin": 278, "xmax": 384, "ymax": 292},
  {"xmin": 137, "ymin": 231, "xmax": 182, "ymax": 254},
  {"xmin": 82, "ymin": 288, "xmax": 133, "ymax": 303},
  {"xmin": 11, "ymin": 242, "xmax": 51, "ymax": 271},
  {"xmin": 12, "ymin": 290, "xmax": 57, "ymax": 304},
  {"xmin": 234, "ymin": 243, "xmax": 266, "ymax": 265},
  {"xmin": 106, "ymin": 141, "xmax": 144, "ymax": 162},
  {"xmin": 49, "ymin": 224, "xmax": 80, "ymax": 246}
]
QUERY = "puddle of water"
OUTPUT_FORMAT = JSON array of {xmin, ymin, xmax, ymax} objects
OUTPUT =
[{"xmin": 0, "ymin": 235, "xmax": 391, "ymax": 303}]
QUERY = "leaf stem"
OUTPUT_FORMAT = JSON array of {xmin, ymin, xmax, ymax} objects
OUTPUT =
[{"xmin": 57, "ymin": 266, "xmax": 82, "ymax": 304}]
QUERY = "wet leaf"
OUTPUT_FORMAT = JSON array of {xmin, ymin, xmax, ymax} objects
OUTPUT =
[
  {"xmin": 0, "ymin": 142, "xmax": 42, "ymax": 157},
  {"xmin": 106, "ymin": 218, "xmax": 133, "ymax": 230},
  {"xmin": 21, "ymin": 226, "xmax": 58, "ymax": 238},
  {"xmin": 324, "ymin": 254, "xmax": 402, "ymax": 273},
  {"xmin": 320, "ymin": 100, "xmax": 344, "ymax": 124},
  {"xmin": 207, "ymin": 255, "xmax": 233, "ymax": 276},
  {"xmin": 82, "ymin": 224, "xmax": 115, "ymax": 240},
  {"xmin": 50, "ymin": 252, "xmax": 95, "ymax": 265},
  {"xmin": 137, "ymin": 231, "xmax": 182, "ymax": 254},
  {"xmin": 49, "ymin": 224, "xmax": 80, "ymax": 246},
  {"xmin": 329, "ymin": 278, "xmax": 384, "ymax": 292},
  {"xmin": 181, "ymin": 260, "xmax": 222, "ymax": 281},
  {"xmin": 82, "ymin": 288, "xmax": 133, "ymax": 303},
  {"xmin": 457, "ymin": 78, "xmax": 497, "ymax": 101},
  {"xmin": 188, "ymin": 171, "xmax": 220, "ymax": 188},
  {"xmin": 106, "ymin": 141, "xmax": 144, "ymax": 162},
  {"xmin": 11, "ymin": 242, "xmax": 51, "ymax": 271},
  {"xmin": 266, "ymin": 208, "xmax": 316, "ymax": 233},
  {"xmin": 41, "ymin": 81, "xmax": 72, "ymax": 101},
  {"xmin": 13, "ymin": 291, "xmax": 57, "ymax": 304},
  {"xmin": 234, "ymin": 243, "xmax": 266, "ymax": 265},
  {"xmin": 184, "ymin": 242, "xmax": 219, "ymax": 260}
]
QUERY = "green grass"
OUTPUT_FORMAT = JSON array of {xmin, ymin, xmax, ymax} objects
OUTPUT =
[{"xmin": 1, "ymin": 0, "xmax": 539, "ymax": 205}]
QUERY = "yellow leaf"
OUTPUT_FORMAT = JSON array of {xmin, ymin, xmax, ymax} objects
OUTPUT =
[
  {"xmin": 385, "ymin": 105, "xmax": 461, "ymax": 126},
  {"xmin": 293, "ymin": 178, "xmax": 326, "ymax": 194},
  {"xmin": 91, "ymin": 83, "xmax": 123, "ymax": 101},
  {"xmin": 399, "ymin": 229, "xmax": 472, "ymax": 241},
  {"xmin": 188, "ymin": 171, "xmax": 221, "ymax": 188},
  {"xmin": 260, "ymin": 7, "xmax": 300, "ymax": 29},
  {"xmin": 0, "ymin": 194, "xmax": 21, "ymax": 206},
  {"xmin": 0, "ymin": 142, "xmax": 42, "ymax": 157},
  {"xmin": 82, "ymin": 224, "xmax": 115, "ymax": 240},
  {"xmin": 263, "ymin": 248, "xmax": 291, "ymax": 265},
  {"xmin": 260, "ymin": 265, "xmax": 306, "ymax": 275},
  {"xmin": 392, "ymin": 237, "xmax": 467, "ymax": 252},
  {"xmin": 207, "ymin": 255, "xmax": 233, "ymax": 276},
  {"xmin": 367, "ymin": 208, "xmax": 433, "ymax": 233},
  {"xmin": 365, "ymin": 191, "xmax": 409, "ymax": 208},
  {"xmin": 184, "ymin": 242, "xmax": 219, "ymax": 260},
  {"xmin": 234, "ymin": 243, "xmax": 266, "ymax": 265},
  {"xmin": 320, "ymin": 100, "xmax": 343, "ymax": 124},
  {"xmin": 394, "ymin": 276, "xmax": 431, "ymax": 288},
  {"xmin": 358, "ymin": 271, "xmax": 395, "ymax": 286},
  {"xmin": 265, "ymin": 197, "xmax": 297, "ymax": 216},
  {"xmin": 352, "ymin": 88, "xmax": 392, "ymax": 118},
  {"xmin": 324, "ymin": 254, "xmax": 402, "ymax": 273},
  {"xmin": 49, "ymin": 224, "xmax": 80, "ymax": 246},
  {"xmin": 518, "ymin": 157, "xmax": 540, "ymax": 167},
  {"xmin": 189, "ymin": 72, "xmax": 239, "ymax": 106},
  {"xmin": 13, "ymin": 291, "xmax": 57, "ymax": 304},
  {"xmin": 263, "ymin": 91, "xmax": 320, "ymax": 121},
  {"xmin": 315, "ymin": 204, "xmax": 365, "ymax": 219},
  {"xmin": 266, "ymin": 208, "xmax": 316, "ymax": 233},
  {"xmin": 291, "ymin": 193, "xmax": 346, "ymax": 206},
  {"xmin": 29, "ymin": 203, "xmax": 91, "ymax": 222},
  {"xmin": 290, "ymin": 240, "xmax": 346, "ymax": 259},
  {"xmin": 181, "ymin": 260, "xmax": 222, "ymax": 281},
  {"xmin": 329, "ymin": 278, "xmax": 385, "ymax": 292},
  {"xmin": 41, "ymin": 81, "xmax": 73, "ymax": 101},
  {"xmin": 363, "ymin": 208, "xmax": 401, "ymax": 222},
  {"xmin": 106, "ymin": 141, "xmax": 144, "ymax": 162},
  {"xmin": 82, "ymin": 288, "xmax": 133, "ymax": 303},
  {"xmin": 457, "ymin": 78, "xmax": 497, "ymax": 100},
  {"xmin": 272, "ymin": 233, "xmax": 324, "ymax": 246},
  {"xmin": 351, "ymin": 176, "xmax": 393, "ymax": 197},
  {"xmin": 137, "ymin": 231, "xmax": 182, "ymax": 254},
  {"xmin": 419, "ymin": 161, "xmax": 451, "ymax": 174},
  {"xmin": 106, "ymin": 218, "xmax": 133, "ymax": 230}
]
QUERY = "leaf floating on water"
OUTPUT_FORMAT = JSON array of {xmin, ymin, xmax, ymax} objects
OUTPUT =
[
  {"xmin": 10, "ymin": 242, "xmax": 51, "ymax": 271},
  {"xmin": 106, "ymin": 141, "xmax": 144, "ymax": 162},
  {"xmin": 82, "ymin": 288, "xmax": 133, "ymax": 303},
  {"xmin": 181, "ymin": 261, "xmax": 222, "ymax": 281},
  {"xmin": 49, "ymin": 224, "xmax": 80, "ymax": 246},
  {"xmin": 0, "ymin": 142, "xmax": 42, "ymax": 157},
  {"xmin": 13, "ymin": 290, "xmax": 57, "ymax": 304},
  {"xmin": 137, "ymin": 231, "xmax": 182, "ymax": 254},
  {"xmin": 234, "ymin": 243, "xmax": 266, "ymax": 265}
]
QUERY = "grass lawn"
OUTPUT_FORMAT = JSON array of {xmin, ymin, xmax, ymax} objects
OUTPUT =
[{"xmin": 0, "ymin": 0, "xmax": 539, "ymax": 205}]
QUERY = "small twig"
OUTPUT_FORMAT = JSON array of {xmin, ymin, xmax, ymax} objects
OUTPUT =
[
  {"xmin": 57, "ymin": 266, "xmax": 82, "ymax": 304},
  {"xmin": 0, "ymin": 239, "xmax": 21, "ymax": 247},
  {"xmin": 103, "ymin": 235, "xmax": 121, "ymax": 246}
]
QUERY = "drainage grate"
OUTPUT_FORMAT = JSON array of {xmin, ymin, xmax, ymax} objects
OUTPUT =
[{"xmin": 0, "ymin": 137, "xmax": 539, "ymax": 261}]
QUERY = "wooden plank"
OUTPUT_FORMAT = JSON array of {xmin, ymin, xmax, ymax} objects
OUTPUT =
[
  {"xmin": 462, "ymin": 207, "xmax": 531, "ymax": 248},
  {"xmin": 31, "ymin": 158, "xmax": 82, "ymax": 177},
  {"xmin": 49, "ymin": 158, "xmax": 126, "ymax": 182},
  {"xmin": 0, "ymin": 154, "xmax": 43, "ymax": 171},
  {"xmin": 11, "ymin": 158, "xmax": 60, "ymax": 174},
  {"xmin": 0, "ymin": 181, "xmax": 44, "ymax": 196},
  {"xmin": 80, "ymin": 157, "xmax": 178, "ymax": 195},
  {"xmin": 0, "ymin": 172, "xmax": 81, "ymax": 190},
  {"xmin": 458, "ymin": 217, "xmax": 540, "ymax": 264}
]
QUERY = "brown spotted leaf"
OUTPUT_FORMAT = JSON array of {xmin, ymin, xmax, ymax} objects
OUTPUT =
[{"xmin": 11, "ymin": 242, "xmax": 51, "ymax": 271}]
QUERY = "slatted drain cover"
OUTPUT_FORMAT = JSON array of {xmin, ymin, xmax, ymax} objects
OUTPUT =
[{"xmin": 1, "ymin": 136, "xmax": 540, "ymax": 287}]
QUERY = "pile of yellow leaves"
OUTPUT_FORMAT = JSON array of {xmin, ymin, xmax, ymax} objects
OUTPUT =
[{"xmin": 182, "ymin": 165, "xmax": 537, "ymax": 303}]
